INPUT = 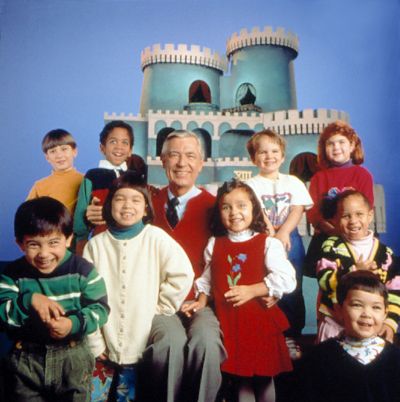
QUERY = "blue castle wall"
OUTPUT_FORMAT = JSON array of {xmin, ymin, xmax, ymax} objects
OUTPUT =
[{"xmin": 221, "ymin": 46, "xmax": 297, "ymax": 111}]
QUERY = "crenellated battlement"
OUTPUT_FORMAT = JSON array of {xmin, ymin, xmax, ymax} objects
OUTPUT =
[
  {"xmin": 226, "ymin": 26, "xmax": 299, "ymax": 58},
  {"xmin": 141, "ymin": 43, "xmax": 228, "ymax": 72},
  {"xmin": 263, "ymin": 108, "xmax": 349, "ymax": 135},
  {"xmin": 104, "ymin": 112, "xmax": 147, "ymax": 121}
]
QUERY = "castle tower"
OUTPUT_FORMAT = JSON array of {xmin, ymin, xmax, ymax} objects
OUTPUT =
[
  {"xmin": 139, "ymin": 44, "xmax": 227, "ymax": 115},
  {"xmin": 221, "ymin": 26, "xmax": 298, "ymax": 112}
]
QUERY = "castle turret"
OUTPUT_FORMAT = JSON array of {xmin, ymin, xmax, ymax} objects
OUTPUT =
[
  {"xmin": 139, "ymin": 44, "xmax": 227, "ymax": 115},
  {"xmin": 221, "ymin": 26, "xmax": 298, "ymax": 112}
]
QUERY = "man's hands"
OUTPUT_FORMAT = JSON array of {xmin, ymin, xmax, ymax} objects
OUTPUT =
[
  {"xmin": 180, "ymin": 293, "xmax": 207, "ymax": 318},
  {"xmin": 86, "ymin": 196, "xmax": 105, "ymax": 226},
  {"xmin": 31, "ymin": 293, "xmax": 72, "ymax": 339}
]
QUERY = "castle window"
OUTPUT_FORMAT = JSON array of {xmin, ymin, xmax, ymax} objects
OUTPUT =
[
  {"xmin": 236, "ymin": 83, "xmax": 256, "ymax": 106},
  {"xmin": 189, "ymin": 80, "xmax": 211, "ymax": 103}
]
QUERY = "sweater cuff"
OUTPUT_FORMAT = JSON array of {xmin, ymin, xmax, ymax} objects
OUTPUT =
[
  {"xmin": 21, "ymin": 291, "xmax": 33, "ymax": 312},
  {"xmin": 68, "ymin": 314, "xmax": 82, "ymax": 335}
]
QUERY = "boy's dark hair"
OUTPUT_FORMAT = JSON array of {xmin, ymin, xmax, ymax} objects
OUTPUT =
[
  {"xmin": 246, "ymin": 129, "xmax": 286, "ymax": 160},
  {"xmin": 320, "ymin": 188, "xmax": 371, "ymax": 220},
  {"xmin": 210, "ymin": 179, "xmax": 267, "ymax": 236},
  {"xmin": 99, "ymin": 120, "xmax": 134, "ymax": 147},
  {"xmin": 41, "ymin": 129, "xmax": 77, "ymax": 153},
  {"xmin": 103, "ymin": 171, "xmax": 153, "ymax": 227},
  {"xmin": 15, "ymin": 197, "xmax": 73, "ymax": 243},
  {"xmin": 337, "ymin": 270, "xmax": 388, "ymax": 307}
]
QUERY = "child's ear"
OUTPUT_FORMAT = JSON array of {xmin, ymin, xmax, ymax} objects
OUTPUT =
[
  {"xmin": 367, "ymin": 208, "xmax": 374, "ymax": 226},
  {"xmin": 100, "ymin": 144, "xmax": 106, "ymax": 156},
  {"xmin": 66, "ymin": 235, "xmax": 73, "ymax": 248},
  {"xmin": 334, "ymin": 303, "xmax": 344, "ymax": 324},
  {"xmin": 16, "ymin": 239, "xmax": 25, "ymax": 253}
]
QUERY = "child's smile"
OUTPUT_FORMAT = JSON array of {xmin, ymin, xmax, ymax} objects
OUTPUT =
[
  {"xmin": 340, "ymin": 289, "xmax": 387, "ymax": 339},
  {"xmin": 220, "ymin": 188, "xmax": 253, "ymax": 233},
  {"xmin": 111, "ymin": 188, "xmax": 147, "ymax": 227},
  {"xmin": 337, "ymin": 194, "xmax": 373, "ymax": 241},
  {"xmin": 252, "ymin": 137, "xmax": 284, "ymax": 179}
]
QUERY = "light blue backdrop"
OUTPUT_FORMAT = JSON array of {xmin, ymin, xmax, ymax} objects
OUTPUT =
[{"xmin": 0, "ymin": 0, "xmax": 398, "ymax": 333}]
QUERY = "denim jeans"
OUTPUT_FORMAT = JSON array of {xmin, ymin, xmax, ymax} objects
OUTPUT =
[{"xmin": 6, "ymin": 339, "xmax": 94, "ymax": 402}]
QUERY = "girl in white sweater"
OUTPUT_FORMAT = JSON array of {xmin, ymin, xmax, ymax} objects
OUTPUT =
[{"xmin": 83, "ymin": 172, "xmax": 194, "ymax": 401}]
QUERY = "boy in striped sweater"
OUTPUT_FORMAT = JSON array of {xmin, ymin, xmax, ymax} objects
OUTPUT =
[{"xmin": 0, "ymin": 197, "xmax": 109, "ymax": 401}]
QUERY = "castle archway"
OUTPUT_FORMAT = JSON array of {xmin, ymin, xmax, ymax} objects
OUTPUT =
[
  {"xmin": 289, "ymin": 152, "xmax": 318, "ymax": 183},
  {"xmin": 193, "ymin": 128, "xmax": 211, "ymax": 160},
  {"xmin": 156, "ymin": 127, "xmax": 175, "ymax": 156}
]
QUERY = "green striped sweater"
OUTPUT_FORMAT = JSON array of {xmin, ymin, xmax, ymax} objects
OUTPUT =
[{"xmin": 0, "ymin": 251, "xmax": 109, "ymax": 344}]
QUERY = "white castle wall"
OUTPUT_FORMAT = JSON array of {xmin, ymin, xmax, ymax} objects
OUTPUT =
[
  {"xmin": 106, "ymin": 108, "xmax": 348, "ymax": 143},
  {"xmin": 226, "ymin": 26, "xmax": 299, "ymax": 57},
  {"xmin": 141, "ymin": 43, "xmax": 227, "ymax": 72}
]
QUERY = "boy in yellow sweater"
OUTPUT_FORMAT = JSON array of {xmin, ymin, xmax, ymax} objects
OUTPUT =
[{"xmin": 27, "ymin": 129, "xmax": 83, "ymax": 214}]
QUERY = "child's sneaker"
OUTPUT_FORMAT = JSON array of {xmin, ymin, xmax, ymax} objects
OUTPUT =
[{"xmin": 285, "ymin": 337, "xmax": 302, "ymax": 360}]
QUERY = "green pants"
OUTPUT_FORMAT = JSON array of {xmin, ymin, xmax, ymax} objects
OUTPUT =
[{"xmin": 6, "ymin": 339, "xmax": 94, "ymax": 402}]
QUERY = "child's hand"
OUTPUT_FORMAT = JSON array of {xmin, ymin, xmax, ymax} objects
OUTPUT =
[
  {"xmin": 86, "ymin": 197, "xmax": 105, "ymax": 226},
  {"xmin": 180, "ymin": 300, "xmax": 205, "ymax": 318},
  {"xmin": 180, "ymin": 294, "xmax": 207, "ymax": 317},
  {"xmin": 261, "ymin": 295, "xmax": 279, "ymax": 308},
  {"xmin": 263, "ymin": 213, "xmax": 275, "ymax": 236},
  {"xmin": 379, "ymin": 323, "xmax": 395, "ymax": 343},
  {"xmin": 354, "ymin": 256, "xmax": 378, "ymax": 272},
  {"xmin": 225, "ymin": 285, "xmax": 256, "ymax": 307},
  {"xmin": 31, "ymin": 293, "xmax": 65, "ymax": 323},
  {"xmin": 275, "ymin": 230, "xmax": 291, "ymax": 251},
  {"xmin": 46, "ymin": 316, "xmax": 72, "ymax": 339}
]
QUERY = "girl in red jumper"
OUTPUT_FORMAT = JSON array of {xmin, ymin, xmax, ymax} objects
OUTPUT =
[
  {"xmin": 182, "ymin": 179, "xmax": 296, "ymax": 402},
  {"xmin": 304, "ymin": 120, "xmax": 374, "ymax": 277}
]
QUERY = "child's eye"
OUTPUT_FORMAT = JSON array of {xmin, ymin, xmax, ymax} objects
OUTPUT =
[
  {"xmin": 49, "ymin": 241, "xmax": 60, "ymax": 247},
  {"xmin": 373, "ymin": 305, "xmax": 383, "ymax": 311}
]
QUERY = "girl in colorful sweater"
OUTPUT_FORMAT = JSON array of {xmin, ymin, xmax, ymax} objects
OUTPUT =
[
  {"xmin": 182, "ymin": 179, "xmax": 296, "ymax": 402},
  {"xmin": 316, "ymin": 189, "xmax": 400, "ymax": 343},
  {"xmin": 83, "ymin": 172, "xmax": 194, "ymax": 402},
  {"xmin": 304, "ymin": 120, "xmax": 374, "ymax": 277}
]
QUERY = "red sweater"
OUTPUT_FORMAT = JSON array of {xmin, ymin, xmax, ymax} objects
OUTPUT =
[
  {"xmin": 307, "ymin": 165, "xmax": 374, "ymax": 227},
  {"xmin": 152, "ymin": 187, "xmax": 215, "ymax": 300}
]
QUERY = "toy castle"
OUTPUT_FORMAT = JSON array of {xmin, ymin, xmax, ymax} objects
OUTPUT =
[{"xmin": 104, "ymin": 26, "xmax": 386, "ymax": 234}]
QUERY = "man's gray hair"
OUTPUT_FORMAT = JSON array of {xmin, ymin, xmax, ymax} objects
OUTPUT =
[{"xmin": 160, "ymin": 130, "xmax": 205, "ymax": 159}]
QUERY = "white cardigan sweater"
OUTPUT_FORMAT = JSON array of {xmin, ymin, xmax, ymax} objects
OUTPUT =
[{"xmin": 83, "ymin": 224, "xmax": 194, "ymax": 364}]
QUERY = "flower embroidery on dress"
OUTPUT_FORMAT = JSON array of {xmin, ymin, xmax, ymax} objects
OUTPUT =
[{"xmin": 227, "ymin": 253, "xmax": 247, "ymax": 286}]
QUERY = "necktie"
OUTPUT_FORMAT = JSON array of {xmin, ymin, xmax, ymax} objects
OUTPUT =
[{"xmin": 166, "ymin": 197, "xmax": 179, "ymax": 228}]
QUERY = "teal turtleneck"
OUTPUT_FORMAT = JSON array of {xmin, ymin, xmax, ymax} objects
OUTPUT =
[{"xmin": 109, "ymin": 221, "xmax": 145, "ymax": 240}]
